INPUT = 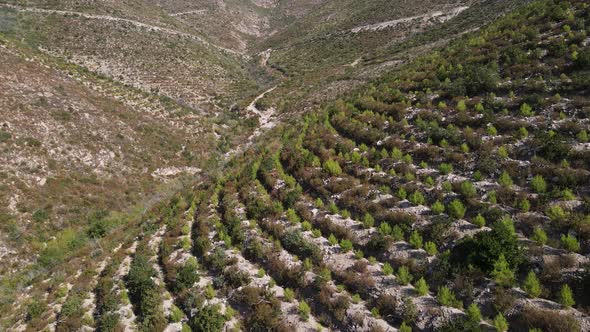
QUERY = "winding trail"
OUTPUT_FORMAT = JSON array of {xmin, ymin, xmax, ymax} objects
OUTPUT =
[
  {"xmin": 0, "ymin": 4, "xmax": 242, "ymax": 56},
  {"xmin": 350, "ymin": 6, "xmax": 469, "ymax": 33}
]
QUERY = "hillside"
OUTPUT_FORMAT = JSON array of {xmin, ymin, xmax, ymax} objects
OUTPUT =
[{"xmin": 2, "ymin": 0, "xmax": 590, "ymax": 331}]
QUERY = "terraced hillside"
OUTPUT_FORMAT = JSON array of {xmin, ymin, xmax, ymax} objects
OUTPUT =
[{"xmin": 2, "ymin": 0, "xmax": 590, "ymax": 331}]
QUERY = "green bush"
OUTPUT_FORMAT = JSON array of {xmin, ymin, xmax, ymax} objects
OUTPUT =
[
  {"xmin": 397, "ymin": 266, "xmax": 413, "ymax": 285},
  {"xmin": 522, "ymin": 271, "xmax": 542, "ymax": 298},
  {"xmin": 560, "ymin": 234, "xmax": 580, "ymax": 252},
  {"xmin": 461, "ymin": 181, "xmax": 477, "ymax": 198},
  {"xmin": 189, "ymin": 305, "xmax": 226, "ymax": 332},
  {"xmin": 547, "ymin": 205, "xmax": 567, "ymax": 223},
  {"xmin": 448, "ymin": 199, "xmax": 466, "ymax": 219},
  {"xmin": 431, "ymin": 201, "xmax": 445, "ymax": 214},
  {"xmin": 439, "ymin": 163, "xmax": 453, "ymax": 175},
  {"xmin": 382, "ymin": 262, "xmax": 394, "ymax": 276},
  {"xmin": 499, "ymin": 171, "xmax": 513, "ymax": 187},
  {"xmin": 26, "ymin": 300, "xmax": 45, "ymax": 321},
  {"xmin": 494, "ymin": 313, "xmax": 509, "ymax": 332},
  {"xmin": 340, "ymin": 239, "xmax": 353, "ymax": 252},
  {"xmin": 415, "ymin": 277, "xmax": 429, "ymax": 296},
  {"xmin": 323, "ymin": 159, "xmax": 342, "ymax": 176},
  {"xmin": 408, "ymin": 231, "xmax": 423, "ymax": 249},
  {"xmin": 362, "ymin": 213, "xmax": 375, "ymax": 228},
  {"xmin": 437, "ymin": 286, "xmax": 462, "ymax": 308},
  {"xmin": 473, "ymin": 214, "xmax": 486, "ymax": 228},
  {"xmin": 298, "ymin": 301, "xmax": 311, "ymax": 321},
  {"xmin": 284, "ymin": 288, "xmax": 295, "ymax": 302},
  {"xmin": 491, "ymin": 254, "xmax": 515, "ymax": 287},
  {"xmin": 409, "ymin": 191, "xmax": 425, "ymax": 206},
  {"xmin": 531, "ymin": 227, "xmax": 547, "ymax": 245},
  {"xmin": 559, "ymin": 284, "xmax": 575, "ymax": 308},
  {"xmin": 425, "ymin": 241, "xmax": 438, "ymax": 256},
  {"xmin": 531, "ymin": 175, "xmax": 547, "ymax": 193}
]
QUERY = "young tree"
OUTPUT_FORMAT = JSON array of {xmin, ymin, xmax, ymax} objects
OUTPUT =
[
  {"xmin": 340, "ymin": 239, "xmax": 353, "ymax": 252},
  {"xmin": 461, "ymin": 181, "xmax": 477, "ymax": 198},
  {"xmin": 298, "ymin": 301, "xmax": 311, "ymax": 321},
  {"xmin": 382, "ymin": 262, "xmax": 394, "ymax": 276},
  {"xmin": 559, "ymin": 284, "xmax": 575, "ymax": 308},
  {"xmin": 473, "ymin": 214, "xmax": 486, "ymax": 228},
  {"xmin": 397, "ymin": 266, "xmax": 413, "ymax": 285},
  {"xmin": 491, "ymin": 254, "xmax": 515, "ymax": 287},
  {"xmin": 560, "ymin": 234, "xmax": 580, "ymax": 252},
  {"xmin": 466, "ymin": 303, "xmax": 482, "ymax": 323},
  {"xmin": 431, "ymin": 201, "xmax": 445, "ymax": 214},
  {"xmin": 531, "ymin": 175, "xmax": 547, "ymax": 193},
  {"xmin": 499, "ymin": 171, "xmax": 513, "ymax": 187},
  {"xmin": 531, "ymin": 227, "xmax": 547, "ymax": 245},
  {"xmin": 437, "ymin": 286, "xmax": 461, "ymax": 308},
  {"xmin": 409, "ymin": 231, "xmax": 423, "ymax": 249},
  {"xmin": 522, "ymin": 270, "xmax": 541, "ymax": 298},
  {"xmin": 448, "ymin": 199, "xmax": 467, "ymax": 219},
  {"xmin": 415, "ymin": 277, "xmax": 429, "ymax": 296},
  {"xmin": 362, "ymin": 213, "xmax": 375, "ymax": 228},
  {"xmin": 399, "ymin": 322, "xmax": 412, "ymax": 332},
  {"xmin": 425, "ymin": 241, "xmax": 438, "ymax": 256},
  {"xmin": 494, "ymin": 313, "xmax": 509, "ymax": 332},
  {"xmin": 323, "ymin": 159, "xmax": 342, "ymax": 176}
]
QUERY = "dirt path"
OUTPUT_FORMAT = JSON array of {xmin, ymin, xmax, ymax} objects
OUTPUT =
[
  {"xmin": 169, "ymin": 10, "xmax": 208, "ymax": 17},
  {"xmin": 223, "ymin": 85, "xmax": 278, "ymax": 159},
  {"xmin": 350, "ymin": 6, "xmax": 469, "ymax": 33},
  {"xmin": 0, "ymin": 4, "xmax": 242, "ymax": 56}
]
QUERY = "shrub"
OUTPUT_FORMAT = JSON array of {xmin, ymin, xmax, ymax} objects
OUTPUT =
[
  {"xmin": 442, "ymin": 181, "xmax": 453, "ymax": 192},
  {"xmin": 175, "ymin": 257, "xmax": 200, "ymax": 292},
  {"xmin": 382, "ymin": 262, "xmax": 394, "ymax": 276},
  {"xmin": 398, "ymin": 187, "xmax": 407, "ymax": 200},
  {"xmin": 415, "ymin": 277, "xmax": 429, "ymax": 296},
  {"xmin": 466, "ymin": 303, "xmax": 482, "ymax": 323},
  {"xmin": 577, "ymin": 130, "xmax": 589, "ymax": 143},
  {"xmin": 473, "ymin": 214, "xmax": 486, "ymax": 228},
  {"xmin": 499, "ymin": 171, "xmax": 513, "ymax": 187},
  {"xmin": 520, "ymin": 103, "xmax": 534, "ymax": 117},
  {"xmin": 531, "ymin": 175, "xmax": 547, "ymax": 193},
  {"xmin": 560, "ymin": 234, "xmax": 580, "ymax": 252},
  {"xmin": 298, "ymin": 301, "xmax": 311, "ymax": 321},
  {"xmin": 362, "ymin": 213, "xmax": 375, "ymax": 228},
  {"xmin": 169, "ymin": 305, "xmax": 184, "ymax": 323},
  {"xmin": 409, "ymin": 191, "xmax": 425, "ymax": 206},
  {"xmin": 425, "ymin": 241, "xmax": 438, "ymax": 256},
  {"xmin": 439, "ymin": 163, "xmax": 453, "ymax": 175},
  {"xmin": 522, "ymin": 271, "xmax": 541, "ymax": 298},
  {"xmin": 494, "ymin": 313, "xmax": 509, "ymax": 332},
  {"xmin": 531, "ymin": 227, "xmax": 547, "ymax": 245},
  {"xmin": 408, "ymin": 231, "xmax": 423, "ymax": 249},
  {"xmin": 448, "ymin": 199, "xmax": 466, "ymax": 219},
  {"xmin": 546, "ymin": 206, "xmax": 567, "ymax": 223},
  {"xmin": 519, "ymin": 199, "xmax": 531, "ymax": 212},
  {"xmin": 328, "ymin": 234, "xmax": 338, "ymax": 246},
  {"xmin": 397, "ymin": 266, "xmax": 413, "ymax": 285},
  {"xmin": 379, "ymin": 222, "xmax": 392, "ymax": 236},
  {"xmin": 26, "ymin": 300, "xmax": 44, "ymax": 321},
  {"xmin": 461, "ymin": 181, "xmax": 477, "ymax": 198},
  {"xmin": 323, "ymin": 160, "xmax": 342, "ymax": 176},
  {"xmin": 457, "ymin": 100, "xmax": 467, "ymax": 112},
  {"xmin": 340, "ymin": 239, "xmax": 353, "ymax": 252},
  {"xmin": 399, "ymin": 322, "xmax": 412, "ymax": 332},
  {"xmin": 189, "ymin": 305, "xmax": 226, "ymax": 332},
  {"xmin": 437, "ymin": 286, "xmax": 461, "ymax": 308},
  {"xmin": 284, "ymin": 288, "xmax": 294, "ymax": 302},
  {"xmin": 491, "ymin": 254, "xmax": 515, "ymax": 287},
  {"xmin": 431, "ymin": 201, "xmax": 445, "ymax": 214}
]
